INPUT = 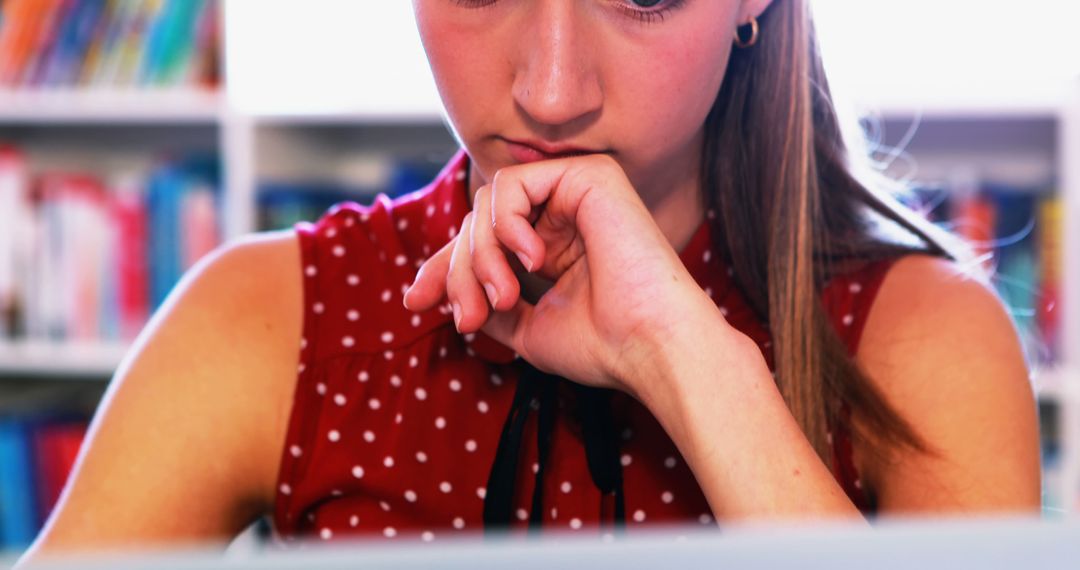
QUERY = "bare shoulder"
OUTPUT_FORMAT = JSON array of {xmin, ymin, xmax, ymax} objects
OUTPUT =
[
  {"xmin": 17, "ymin": 230, "xmax": 303, "ymax": 561},
  {"xmin": 851, "ymin": 253, "xmax": 1041, "ymax": 514}
]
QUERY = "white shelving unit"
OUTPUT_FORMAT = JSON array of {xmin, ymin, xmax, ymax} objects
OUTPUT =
[{"xmin": 0, "ymin": 1, "xmax": 1077, "ymax": 518}]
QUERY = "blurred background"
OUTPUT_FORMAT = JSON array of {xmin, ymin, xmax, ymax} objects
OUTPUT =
[{"xmin": 0, "ymin": 0, "xmax": 1077, "ymax": 563}]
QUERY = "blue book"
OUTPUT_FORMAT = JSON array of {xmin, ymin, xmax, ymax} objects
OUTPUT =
[{"xmin": 0, "ymin": 416, "xmax": 41, "ymax": 550}]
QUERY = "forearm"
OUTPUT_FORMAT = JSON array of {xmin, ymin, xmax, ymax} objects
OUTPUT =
[{"xmin": 633, "ymin": 325, "xmax": 868, "ymax": 524}]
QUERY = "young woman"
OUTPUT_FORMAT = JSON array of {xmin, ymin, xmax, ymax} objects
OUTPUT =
[{"xmin": 17, "ymin": 0, "xmax": 1041, "ymax": 561}]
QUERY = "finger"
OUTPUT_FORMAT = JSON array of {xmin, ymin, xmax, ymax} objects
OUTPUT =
[
  {"xmin": 490, "ymin": 168, "xmax": 549, "ymax": 273},
  {"xmin": 469, "ymin": 184, "xmax": 520, "ymax": 311},
  {"xmin": 480, "ymin": 297, "xmax": 535, "ymax": 362},
  {"xmin": 403, "ymin": 238, "xmax": 455, "ymax": 311},
  {"xmin": 446, "ymin": 212, "xmax": 489, "ymax": 333}
]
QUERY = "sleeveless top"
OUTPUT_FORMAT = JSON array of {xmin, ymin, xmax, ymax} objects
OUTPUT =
[{"xmin": 271, "ymin": 149, "xmax": 899, "ymax": 546}]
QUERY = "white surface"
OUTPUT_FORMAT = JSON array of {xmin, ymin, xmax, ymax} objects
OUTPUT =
[
  {"xmin": 7, "ymin": 516, "xmax": 1080, "ymax": 570},
  {"xmin": 0, "ymin": 89, "xmax": 222, "ymax": 124},
  {"xmin": 0, "ymin": 340, "xmax": 126, "ymax": 379}
]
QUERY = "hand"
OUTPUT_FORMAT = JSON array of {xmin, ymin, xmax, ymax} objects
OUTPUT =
[{"xmin": 404, "ymin": 154, "xmax": 728, "ymax": 399}]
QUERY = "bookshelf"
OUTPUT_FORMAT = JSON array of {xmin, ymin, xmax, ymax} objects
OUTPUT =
[{"xmin": 0, "ymin": 0, "xmax": 1077, "ymax": 560}]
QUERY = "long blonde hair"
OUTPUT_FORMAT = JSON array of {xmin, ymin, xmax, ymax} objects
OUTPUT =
[{"xmin": 704, "ymin": 0, "xmax": 978, "ymax": 476}]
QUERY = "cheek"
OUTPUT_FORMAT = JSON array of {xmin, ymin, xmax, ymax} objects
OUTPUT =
[{"xmin": 415, "ymin": 18, "xmax": 501, "ymax": 141}]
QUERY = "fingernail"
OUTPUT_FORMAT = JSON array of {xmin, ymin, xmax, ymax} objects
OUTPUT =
[
  {"xmin": 516, "ymin": 251, "xmax": 533, "ymax": 272},
  {"xmin": 452, "ymin": 303, "xmax": 462, "ymax": 331},
  {"xmin": 484, "ymin": 283, "xmax": 499, "ymax": 307}
]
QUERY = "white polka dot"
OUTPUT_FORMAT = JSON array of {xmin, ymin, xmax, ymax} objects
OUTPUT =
[
  {"xmin": 368, "ymin": 398, "xmax": 381, "ymax": 410},
  {"xmin": 395, "ymin": 254, "xmax": 407, "ymax": 266},
  {"xmin": 703, "ymin": 250, "xmax": 712, "ymax": 263},
  {"xmin": 550, "ymin": 508, "xmax": 558, "ymax": 520},
  {"xmin": 426, "ymin": 204, "xmax": 436, "ymax": 217},
  {"xmin": 334, "ymin": 393, "xmax": 346, "ymax": 406},
  {"xmin": 620, "ymin": 454, "xmax": 632, "ymax": 467},
  {"xmin": 411, "ymin": 314, "xmax": 422, "ymax": 327},
  {"xmin": 300, "ymin": 337, "xmax": 307, "ymax": 349},
  {"xmin": 409, "ymin": 355, "xmax": 419, "ymax": 368},
  {"xmin": 476, "ymin": 487, "xmax": 486, "ymax": 499},
  {"xmin": 297, "ymin": 363, "xmax": 306, "ymax": 374},
  {"xmin": 313, "ymin": 302, "xmax": 325, "ymax": 314},
  {"xmin": 316, "ymin": 382, "xmax": 327, "ymax": 395},
  {"xmin": 341, "ymin": 335, "xmax": 355, "ymax": 348},
  {"xmin": 384, "ymin": 527, "xmax": 397, "ymax": 538},
  {"xmin": 842, "ymin": 313, "xmax": 854, "ymax": 326},
  {"xmin": 453, "ymin": 517, "xmax": 465, "ymax": 529},
  {"xmin": 380, "ymin": 501, "xmax": 391, "ymax": 512},
  {"xmin": 490, "ymin": 373, "xmax": 503, "ymax": 386},
  {"xmin": 532, "ymin": 462, "xmax": 539, "ymax": 474},
  {"xmin": 560, "ymin": 481, "xmax": 572, "ymax": 494},
  {"xmin": 455, "ymin": 169, "xmax": 467, "ymax": 181},
  {"xmin": 390, "ymin": 374, "xmax": 402, "ymax": 387},
  {"xmin": 449, "ymin": 379, "xmax": 462, "ymax": 392},
  {"xmin": 449, "ymin": 226, "xmax": 458, "ymax": 239},
  {"xmin": 384, "ymin": 350, "xmax": 394, "ymax": 360},
  {"xmin": 328, "ymin": 430, "xmax": 340, "ymax": 442},
  {"xmin": 384, "ymin": 456, "xmax": 395, "ymax": 468},
  {"xmin": 705, "ymin": 287, "xmax": 714, "ymax": 298},
  {"xmin": 415, "ymin": 387, "xmax": 428, "ymax": 401},
  {"xmin": 720, "ymin": 306, "xmax": 729, "ymax": 317},
  {"xmin": 435, "ymin": 416, "xmax": 446, "ymax": 429},
  {"xmin": 345, "ymin": 217, "xmax": 355, "ymax": 227},
  {"xmin": 439, "ymin": 346, "xmax": 448, "ymax": 358},
  {"xmin": 664, "ymin": 456, "xmax": 677, "ymax": 469},
  {"xmin": 381, "ymin": 331, "xmax": 394, "ymax": 343},
  {"xmin": 440, "ymin": 481, "xmax": 452, "ymax": 493},
  {"xmin": 331, "ymin": 489, "xmax": 343, "ymax": 497},
  {"xmin": 416, "ymin": 451, "xmax": 428, "ymax": 463},
  {"xmin": 662, "ymin": 491, "xmax": 674, "ymax": 504},
  {"xmin": 363, "ymin": 430, "xmax": 375, "ymax": 443},
  {"xmin": 421, "ymin": 531, "xmax": 434, "ymax": 542},
  {"xmin": 477, "ymin": 400, "xmax": 489, "ymax": 413},
  {"xmin": 516, "ymin": 508, "xmax": 528, "ymax": 521},
  {"xmin": 707, "ymin": 209, "xmax": 717, "ymax": 220},
  {"xmin": 280, "ymin": 483, "xmax": 292, "ymax": 495},
  {"xmin": 826, "ymin": 431, "xmax": 834, "ymax": 444},
  {"xmin": 465, "ymin": 439, "xmax": 477, "ymax": 452},
  {"xmin": 395, "ymin": 413, "xmax": 403, "ymax": 424},
  {"xmin": 305, "ymin": 265, "xmax": 317, "ymax": 277},
  {"xmin": 854, "ymin": 478, "xmax": 863, "ymax": 489},
  {"xmin": 633, "ymin": 510, "xmax": 646, "ymax": 522},
  {"xmin": 347, "ymin": 274, "xmax": 360, "ymax": 286},
  {"xmin": 325, "ymin": 227, "xmax": 337, "ymax": 238},
  {"xmin": 290, "ymin": 445, "xmax": 302, "ymax": 458},
  {"xmin": 570, "ymin": 518, "xmax": 582, "ymax": 530},
  {"xmin": 350, "ymin": 515, "xmax": 359, "ymax": 527},
  {"xmin": 397, "ymin": 219, "xmax": 409, "ymax": 231},
  {"xmin": 464, "ymin": 333, "xmax": 476, "ymax": 343},
  {"xmin": 444, "ymin": 202, "xmax": 452, "ymax": 214},
  {"xmin": 381, "ymin": 289, "xmax": 393, "ymax": 302},
  {"xmin": 850, "ymin": 282, "xmax": 863, "ymax": 294},
  {"xmin": 320, "ymin": 528, "xmax": 333, "ymax": 540},
  {"xmin": 352, "ymin": 465, "xmax": 365, "ymax": 478},
  {"xmin": 347, "ymin": 309, "xmax": 360, "ymax": 321},
  {"xmin": 699, "ymin": 513, "xmax": 713, "ymax": 525},
  {"xmin": 358, "ymin": 371, "xmax": 370, "ymax": 382},
  {"xmin": 405, "ymin": 490, "xmax": 417, "ymax": 502},
  {"xmin": 332, "ymin": 245, "xmax": 346, "ymax": 257}
]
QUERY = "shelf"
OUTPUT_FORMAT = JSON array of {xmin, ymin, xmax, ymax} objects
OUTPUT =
[
  {"xmin": 0, "ymin": 341, "xmax": 127, "ymax": 380},
  {"xmin": 0, "ymin": 88, "xmax": 223, "ymax": 125}
]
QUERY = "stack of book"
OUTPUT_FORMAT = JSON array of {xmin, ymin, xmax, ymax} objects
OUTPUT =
[
  {"xmin": 0, "ymin": 0, "xmax": 220, "ymax": 88},
  {"xmin": 910, "ymin": 179, "xmax": 1063, "ymax": 367},
  {"xmin": 0, "ymin": 411, "xmax": 87, "ymax": 551},
  {"xmin": 0, "ymin": 143, "xmax": 222, "ymax": 344}
]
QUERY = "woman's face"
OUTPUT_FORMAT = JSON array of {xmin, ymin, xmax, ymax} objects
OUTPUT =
[{"xmin": 412, "ymin": 0, "xmax": 769, "ymax": 206}]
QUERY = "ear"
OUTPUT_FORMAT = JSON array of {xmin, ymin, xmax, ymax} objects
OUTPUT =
[{"xmin": 738, "ymin": 0, "xmax": 775, "ymax": 24}]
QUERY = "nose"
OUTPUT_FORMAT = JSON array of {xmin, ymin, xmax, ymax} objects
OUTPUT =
[{"xmin": 511, "ymin": 1, "xmax": 603, "ymax": 131}]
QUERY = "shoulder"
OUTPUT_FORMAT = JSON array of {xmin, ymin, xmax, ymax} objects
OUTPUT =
[{"xmin": 851, "ymin": 253, "xmax": 1041, "ymax": 511}]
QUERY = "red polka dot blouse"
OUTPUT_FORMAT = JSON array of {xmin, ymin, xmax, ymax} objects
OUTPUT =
[{"xmin": 272, "ymin": 149, "xmax": 898, "ymax": 546}]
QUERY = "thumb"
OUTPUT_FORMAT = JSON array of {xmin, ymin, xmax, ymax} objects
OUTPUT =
[{"xmin": 480, "ymin": 298, "xmax": 535, "ymax": 361}]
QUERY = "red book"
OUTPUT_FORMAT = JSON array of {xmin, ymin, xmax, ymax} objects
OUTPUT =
[
  {"xmin": 31, "ymin": 420, "xmax": 88, "ymax": 527},
  {"xmin": 109, "ymin": 174, "xmax": 150, "ymax": 342}
]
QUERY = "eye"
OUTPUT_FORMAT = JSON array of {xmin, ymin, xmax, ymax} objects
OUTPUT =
[{"xmin": 616, "ymin": 0, "xmax": 687, "ymax": 24}]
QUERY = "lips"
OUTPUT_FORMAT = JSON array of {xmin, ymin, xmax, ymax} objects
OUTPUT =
[{"xmin": 504, "ymin": 138, "xmax": 606, "ymax": 164}]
